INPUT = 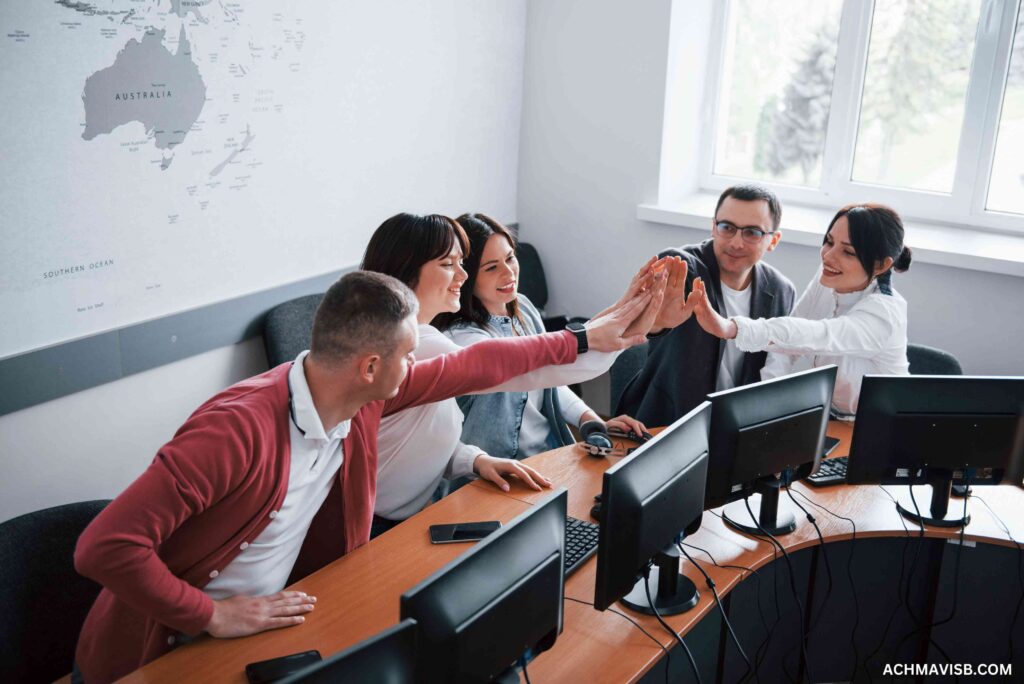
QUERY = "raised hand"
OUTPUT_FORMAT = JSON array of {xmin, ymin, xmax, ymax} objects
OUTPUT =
[
  {"xmin": 691, "ymin": 278, "xmax": 737, "ymax": 340},
  {"xmin": 205, "ymin": 590, "xmax": 317, "ymax": 638},
  {"xmin": 621, "ymin": 270, "xmax": 669, "ymax": 341},
  {"xmin": 651, "ymin": 257, "xmax": 698, "ymax": 333},
  {"xmin": 592, "ymin": 255, "xmax": 669, "ymax": 319},
  {"xmin": 583, "ymin": 271, "xmax": 666, "ymax": 351},
  {"xmin": 473, "ymin": 454, "xmax": 552, "ymax": 492}
]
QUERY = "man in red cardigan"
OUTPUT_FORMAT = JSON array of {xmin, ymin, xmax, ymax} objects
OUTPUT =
[{"xmin": 72, "ymin": 269, "xmax": 664, "ymax": 683}]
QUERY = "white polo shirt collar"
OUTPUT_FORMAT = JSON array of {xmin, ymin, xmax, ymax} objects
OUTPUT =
[{"xmin": 288, "ymin": 351, "xmax": 351, "ymax": 442}]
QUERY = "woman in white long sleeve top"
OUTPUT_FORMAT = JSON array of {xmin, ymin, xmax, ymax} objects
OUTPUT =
[
  {"xmin": 362, "ymin": 213, "xmax": 664, "ymax": 536},
  {"xmin": 689, "ymin": 204, "xmax": 912, "ymax": 418}
]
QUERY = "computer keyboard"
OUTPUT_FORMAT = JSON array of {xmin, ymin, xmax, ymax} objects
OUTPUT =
[
  {"xmin": 565, "ymin": 516, "xmax": 599, "ymax": 576},
  {"xmin": 807, "ymin": 456, "xmax": 848, "ymax": 487}
]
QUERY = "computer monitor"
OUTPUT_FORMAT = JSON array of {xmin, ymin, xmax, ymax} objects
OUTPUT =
[
  {"xmin": 705, "ymin": 365, "xmax": 837, "ymax": 536},
  {"xmin": 593, "ymin": 401, "xmax": 711, "ymax": 616},
  {"xmin": 845, "ymin": 375, "xmax": 1024, "ymax": 528},
  {"xmin": 400, "ymin": 488, "xmax": 567, "ymax": 684},
  {"xmin": 279, "ymin": 619, "xmax": 417, "ymax": 684}
]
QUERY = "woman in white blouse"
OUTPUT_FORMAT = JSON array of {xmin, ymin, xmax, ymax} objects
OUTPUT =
[
  {"xmin": 361, "ymin": 213, "xmax": 665, "ymax": 536},
  {"xmin": 689, "ymin": 203, "xmax": 912, "ymax": 418}
]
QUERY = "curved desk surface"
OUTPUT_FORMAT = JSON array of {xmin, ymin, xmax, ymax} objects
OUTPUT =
[{"xmin": 121, "ymin": 422, "xmax": 1024, "ymax": 683}]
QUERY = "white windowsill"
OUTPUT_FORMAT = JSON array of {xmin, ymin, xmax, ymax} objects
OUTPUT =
[{"xmin": 637, "ymin": 195, "xmax": 1024, "ymax": 279}]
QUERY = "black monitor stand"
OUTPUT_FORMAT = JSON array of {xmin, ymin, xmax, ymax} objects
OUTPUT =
[
  {"xmin": 722, "ymin": 478, "xmax": 797, "ymax": 536},
  {"xmin": 620, "ymin": 543, "xmax": 699, "ymax": 616},
  {"xmin": 896, "ymin": 469, "xmax": 971, "ymax": 528}
]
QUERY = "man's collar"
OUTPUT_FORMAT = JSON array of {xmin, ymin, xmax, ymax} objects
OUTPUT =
[{"xmin": 288, "ymin": 351, "xmax": 350, "ymax": 441}]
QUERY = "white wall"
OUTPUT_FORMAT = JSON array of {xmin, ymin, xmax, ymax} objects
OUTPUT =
[
  {"xmin": 0, "ymin": 338, "xmax": 267, "ymax": 522},
  {"xmin": 0, "ymin": 1, "xmax": 528, "ymax": 523},
  {"xmin": 517, "ymin": 0, "xmax": 1024, "ymax": 377}
]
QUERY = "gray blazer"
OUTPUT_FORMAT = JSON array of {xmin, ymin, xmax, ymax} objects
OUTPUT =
[{"xmin": 616, "ymin": 239, "xmax": 796, "ymax": 426}]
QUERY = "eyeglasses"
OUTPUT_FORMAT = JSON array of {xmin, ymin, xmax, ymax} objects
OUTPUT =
[{"xmin": 714, "ymin": 221, "xmax": 775, "ymax": 243}]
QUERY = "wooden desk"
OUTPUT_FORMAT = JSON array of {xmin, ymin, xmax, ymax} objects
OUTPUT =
[{"xmin": 123, "ymin": 422, "xmax": 1024, "ymax": 683}]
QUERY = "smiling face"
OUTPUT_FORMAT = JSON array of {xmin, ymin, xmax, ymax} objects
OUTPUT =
[
  {"xmin": 711, "ymin": 197, "xmax": 781, "ymax": 289},
  {"xmin": 819, "ymin": 217, "xmax": 874, "ymax": 293},
  {"xmin": 473, "ymin": 234, "xmax": 520, "ymax": 316},
  {"xmin": 413, "ymin": 245, "xmax": 468, "ymax": 323}
]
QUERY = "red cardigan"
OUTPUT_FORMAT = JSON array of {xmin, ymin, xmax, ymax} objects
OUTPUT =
[{"xmin": 74, "ymin": 331, "xmax": 577, "ymax": 683}]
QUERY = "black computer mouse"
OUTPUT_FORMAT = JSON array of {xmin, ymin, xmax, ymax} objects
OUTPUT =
[
  {"xmin": 590, "ymin": 500, "xmax": 603, "ymax": 522},
  {"xmin": 607, "ymin": 428, "xmax": 655, "ymax": 443}
]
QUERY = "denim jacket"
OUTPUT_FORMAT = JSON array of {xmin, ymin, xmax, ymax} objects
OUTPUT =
[{"xmin": 446, "ymin": 295, "xmax": 575, "ymax": 460}]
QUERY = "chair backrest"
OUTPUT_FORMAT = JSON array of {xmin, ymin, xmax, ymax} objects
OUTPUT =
[
  {"xmin": 610, "ymin": 342, "xmax": 649, "ymax": 412},
  {"xmin": 263, "ymin": 293, "xmax": 324, "ymax": 368},
  {"xmin": 516, "ymin": 242, "xmax": 549, "ymax": 311},
  {"xmin": 907, "ymin": 343, "xmax": 963, "ymax": 376},
  {"xmin": 0, "ymin": 499, "xmax": 111, "ymax": 684}
]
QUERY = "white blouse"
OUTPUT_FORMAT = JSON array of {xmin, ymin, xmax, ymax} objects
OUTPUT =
[{"xmin": 732, "ymin": 269, "xmax": 909, "ymax": 418}]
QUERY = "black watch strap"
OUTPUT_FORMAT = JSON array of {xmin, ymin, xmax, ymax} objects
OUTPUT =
[{"xmin": 566, "ymin": 322, "xmax": 588, "ymax": 354}]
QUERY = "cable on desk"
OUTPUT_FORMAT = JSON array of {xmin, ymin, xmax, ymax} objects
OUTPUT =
[
  {"xmin": 971, "ymin": 493, "xmax": 1024, "ymax": 663},
  {"xmin": 787, "ymin": 487, "xmax": 861, "ymax": 683},
  {"xmin": 891, "ymin": 474, "xmax": 975, "ymax": 667},
  {"xmin": 784, "ymin": 486, "xmax": 834, "ymax": 632},
  {"xmin": 742, "ymin": 496, "xmax": 813, "ymax": 684},
  {"xmin": 519, "ymin": 654, "xmax": 532, "ymax": 684},
  {"xmin": 709, "ymin": 506, "xmax": 790, "ymax": 681},
  {"xmin": 564, "ymin": 595, "xmax": 671, "ymax": 684},
  {"xmin": 680, "ymin": 541, "xmax": 772, "ymax": 684},
  {"xmin": 677, "ymin": 541, "xmax": 753, "ymax": 679},
  {"xmin": 865, "ymin": 485, "xmax": 924, "ymax": 679},
  {"xmin": 643, "ymin": 569, "xmax": 702, "ymax": 684}
]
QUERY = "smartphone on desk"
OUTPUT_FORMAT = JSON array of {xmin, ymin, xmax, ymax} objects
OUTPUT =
[
  {"xmin": 245, "ymin": 650, "xmax": 321, "ymax": 684},
  {"xmin": 823, "ymin": 435, "xmax": 841, "ymax": 457},
  {"xmin": 429, "ymin": 520, "xmax": 501, "ymax": 544}
]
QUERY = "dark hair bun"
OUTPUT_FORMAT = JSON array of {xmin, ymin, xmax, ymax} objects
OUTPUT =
[{"xmin": 894, "ymin": 245, "xmax": 912, "ymax": 272}]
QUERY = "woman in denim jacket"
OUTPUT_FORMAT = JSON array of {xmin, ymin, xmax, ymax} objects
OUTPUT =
[
  {"xmin": 438, "ymin": 214, "xmax": 648, "ymax": 460},
  {"xmin": 363, "ymin": 213, "xmax": 665, "ymax": 535}
]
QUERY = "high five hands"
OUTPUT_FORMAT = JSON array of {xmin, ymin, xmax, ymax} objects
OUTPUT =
[
  {"xmin": 584, "ymin": 262, "xmax": 668, "ymax": 351},
  {"xmin": 622, "ymin": 256, "xmax": 739, "ymax": 340},
  {"xmin": 647, "ymin": 256, "xmax": 699, "ymax": 335},
  {"xmin": 689, "ymin": 278, "xmax": 738, "ymax": 340}
]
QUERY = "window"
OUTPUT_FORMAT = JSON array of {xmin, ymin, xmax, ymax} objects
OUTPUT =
[{"xmin": 703, "ymin": 0, "xmax": 1024, "ymax": 232}]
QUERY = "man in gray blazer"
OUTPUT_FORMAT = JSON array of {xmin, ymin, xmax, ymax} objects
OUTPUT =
[{"xmin": 616, "ymin": 185, "xmax": 796, "ymax": 427}]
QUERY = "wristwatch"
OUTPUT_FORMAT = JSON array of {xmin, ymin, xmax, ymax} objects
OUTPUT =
[{"xmin": 565, "ymin": 321, "xmax": 588, "ymax": 354}]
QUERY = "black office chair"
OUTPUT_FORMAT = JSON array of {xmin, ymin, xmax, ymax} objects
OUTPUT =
[
  {"xmin": 517, "ymin": 241, "xmax": 589, "ymax": 396},
  {"xmin": 263, "ymin": 293, "xmax": 324, "ymax": 368},
  {"xmin": 907, "ymin": 343, "xmax": 963, "ymax": 376},
  {"xmin": 0, "ymin": 499, "xmax": 111, "ymax": 684},
  {"xmin": 609, "ymin": 342, "xmax": 649, "ymax": 413},
  {"xmin": 516, "ymin": 242, "xmax": 585, "ymax": 333}
]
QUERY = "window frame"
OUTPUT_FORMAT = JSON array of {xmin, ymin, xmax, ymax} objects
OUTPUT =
[{"xmin": 697, "ymin": 0, "xmax": 1024, "ymax": 235}]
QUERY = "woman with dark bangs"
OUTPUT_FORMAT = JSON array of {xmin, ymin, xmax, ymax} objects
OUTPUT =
[
  {"xmin": 362, "ymin": 213, "xmax": 664, "ymax": 536},
  {"xmin": 689, "ymin": 203, "xmax": 912, "ymax": 418},
  {"xmin": 438, "ymin": 213, "xmax": 650, "ymax": 461}
]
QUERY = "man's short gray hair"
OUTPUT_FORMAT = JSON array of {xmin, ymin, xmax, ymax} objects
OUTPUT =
[{"xmin": 310, "ymin": 271, "xmax": 419, "ymax": 364}]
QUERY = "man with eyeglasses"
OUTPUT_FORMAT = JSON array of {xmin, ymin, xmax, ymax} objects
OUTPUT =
[{"xmin": 616, "ymin": 184, "xmax": 796, "ymax": 426}]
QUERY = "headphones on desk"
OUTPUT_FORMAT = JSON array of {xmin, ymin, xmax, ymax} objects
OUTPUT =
[
  {"xmin": 576, "ymin": 420, "xmax": 652, "ymax": 458},
  {"xmin": 578, "ymin": 420, "xmax": 615, "ymax": 458}
]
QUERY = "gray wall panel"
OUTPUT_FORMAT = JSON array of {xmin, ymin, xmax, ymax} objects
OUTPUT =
[
  {"xmin": 1, "ymin": 267, "xmax": 351, "ymax": 416},
  {"xmin": 0, "ymin": 332, "xmax": 122, "ymax": 415}
]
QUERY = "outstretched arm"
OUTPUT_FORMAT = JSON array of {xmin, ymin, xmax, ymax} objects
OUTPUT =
[
  {"xmin": 690, "ymin": 278, "xmax": 903, "ymax": 358},
  {"xmin": 384, "ymin": 278, "xmax": 665, "ymax": 415}
]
